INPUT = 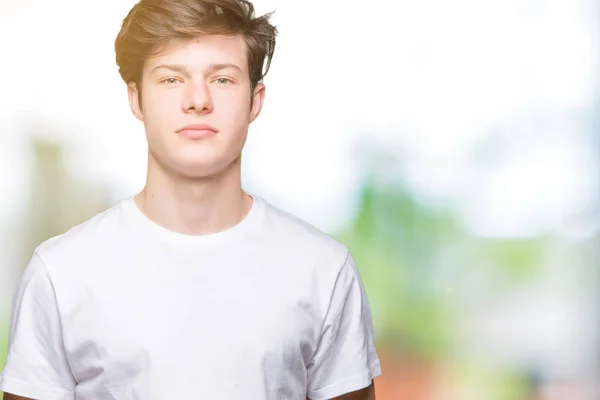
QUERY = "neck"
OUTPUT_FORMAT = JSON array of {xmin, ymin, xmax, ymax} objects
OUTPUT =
[{"xmin": 134, "ymin": 155, "xmax": 253, "ymax": 236}]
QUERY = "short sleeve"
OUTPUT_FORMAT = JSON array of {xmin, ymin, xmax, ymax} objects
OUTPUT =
[
  {"xmin": 0, "ymin": 252, "xmax": 76, "ymax": 399},
  {"xmin": 306, "ymin": 251, "xmax": 382, "ymax": 400}
]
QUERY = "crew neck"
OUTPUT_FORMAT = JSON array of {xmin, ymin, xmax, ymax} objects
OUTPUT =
[{"xmin": 119, "ymin": 191, "xmax": 265, "ymax": 247}]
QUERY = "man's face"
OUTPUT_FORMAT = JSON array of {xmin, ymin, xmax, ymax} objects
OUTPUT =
[{"xmin": 128, "ymin": 34, "xmax": 265, "ymax": 179}]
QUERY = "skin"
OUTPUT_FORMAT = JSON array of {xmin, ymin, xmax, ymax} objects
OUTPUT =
[
  {"xmin": 328, "ymin": 381, "xmax": 376, "ymax": 400},
  {"xmin": 3, "ymin": 34, "xmax": 376, "ymax": 400},
  {"xmin": 129, "ymin": 34, "xmax": 261, "ymax": 236}
]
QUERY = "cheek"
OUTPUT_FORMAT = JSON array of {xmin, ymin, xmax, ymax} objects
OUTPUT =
[
  {"xmin": 218, "ymin": 93, "xmax": 251, "ymax": 122},
  {"xmin": 142, "ymin": 92, "xmax": 179, "ymax": 132}
]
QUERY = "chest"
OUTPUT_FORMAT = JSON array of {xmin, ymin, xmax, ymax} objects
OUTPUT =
[{"xmin": 60, "ymin": 253, "xmax": 322, "ymax": 393}]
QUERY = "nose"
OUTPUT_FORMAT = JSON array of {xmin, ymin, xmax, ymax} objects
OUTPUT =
[{"xmin": 182, "ymin": 81, "xmax": 213, "ymax": 115}]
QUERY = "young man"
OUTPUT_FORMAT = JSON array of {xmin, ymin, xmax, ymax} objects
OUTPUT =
[{"xmin": 0, "ymin": 0, "xmax": 381, "ymax": 399}]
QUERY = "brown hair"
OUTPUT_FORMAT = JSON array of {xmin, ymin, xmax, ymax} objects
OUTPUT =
[{"xmin": 114, "ymin": 0, "xmax": 277, "ymax": 106}]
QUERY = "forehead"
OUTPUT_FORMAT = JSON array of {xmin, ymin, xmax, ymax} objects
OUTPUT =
[{"xmin": 146, "ymin": 34, "xmax": 248, "ymax": 73}]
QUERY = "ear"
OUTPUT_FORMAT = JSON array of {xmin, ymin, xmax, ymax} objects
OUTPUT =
[
  {"xmin": 249, "ymin": 83, "xmax": 266, "ymax": 124},
  {"xmin": 128, "ymin": 83, "xmax": 144, "ymax": 121}
]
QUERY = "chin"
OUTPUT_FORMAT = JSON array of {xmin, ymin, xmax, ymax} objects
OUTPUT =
[
  {"xmin": 151, "ymin": 145, "xmax": 240, "ymax": 179},
  {"xmin": 173, "ymin": 157, "xmax": 238, "ymax": 179}
]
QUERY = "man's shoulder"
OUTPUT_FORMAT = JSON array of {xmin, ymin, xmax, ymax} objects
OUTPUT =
[
  {"xmin": 34, "ymin": 199, "xmax": 126, "ymax": 267},
  {"xmin": 260, "ymin": 198, "xmax": 349, "ymax": 263}
]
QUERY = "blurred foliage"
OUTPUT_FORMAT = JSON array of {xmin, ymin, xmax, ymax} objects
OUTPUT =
[
  {"xmin": 335, "ymin": 177, "xmax": 459, "ymax": 358},
  {"xmin": 335, "ymin": 173, "xmax": 547, "ymax": 362},
  {"xmin": 0, "ymin": 323, "xmax": 7, "ymax": 373},
  {"xmin": 473, "ymin": 239, "xmax": 545, "ymax": 282},
  {"xmin": 443, "ymin": 360, "xmax": 536, "ymax": 400},
  {"xmin": 22, "ymin": 140, "xmax": 112, "ymax": 266}
]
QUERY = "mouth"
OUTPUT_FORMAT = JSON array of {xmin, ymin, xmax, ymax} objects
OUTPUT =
[{"xmin": 176, "ymin": 124, "xmax": 219, "ymax": 139}]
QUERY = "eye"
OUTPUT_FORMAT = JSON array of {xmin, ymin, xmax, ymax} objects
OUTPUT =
[
  {"xmin": 214, "ymin": 77, "xmax": 232, "ymax": 85},
  {"xmin": 160, "ymin": 77, "xmax": 181, "ymax": 85}
]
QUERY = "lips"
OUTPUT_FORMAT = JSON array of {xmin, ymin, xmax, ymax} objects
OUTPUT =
[{"xmin": 176, "ymin": 124, "xmax": 219, "ymax": 139}]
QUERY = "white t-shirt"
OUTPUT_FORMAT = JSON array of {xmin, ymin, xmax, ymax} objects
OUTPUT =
[{"xmin": 0, "ymin": 193, "xmax": 381, "ymax": 400}]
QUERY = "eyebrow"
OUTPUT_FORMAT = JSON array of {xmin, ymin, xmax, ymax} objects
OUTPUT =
[{"xmin": 150, "ymin": 63, "xmax": 243, "ymax": 76}]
